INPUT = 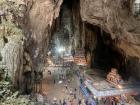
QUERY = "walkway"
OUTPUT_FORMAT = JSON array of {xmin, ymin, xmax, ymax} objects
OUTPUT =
[{"xmin": 40, "ymin": 68, "xmax": 84, "ymax": 104}]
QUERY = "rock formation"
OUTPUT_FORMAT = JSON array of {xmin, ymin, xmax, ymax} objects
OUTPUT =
[
  {"xmin": 80, "ymin": 0, "xmax": 140, "ymax": 79},
  {"xmin": 81, "ymin": 0, "xmax": 140, "ymax": 58},
  {"xmin": 0, "ymin": 0, "xmax": 140, "ymax": 93},
  {"xmin": 0, "ymin": 0, "xmax": 25, "ymax": 90}
]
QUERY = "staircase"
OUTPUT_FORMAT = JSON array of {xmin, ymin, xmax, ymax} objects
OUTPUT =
[{"xmin": 80, "ymin": 84, "xmax": 89, "ymax": 98}]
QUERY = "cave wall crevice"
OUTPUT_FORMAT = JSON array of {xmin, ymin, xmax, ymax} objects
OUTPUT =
[{"xmin": 26, "ymin": 0, "xmax": 63, "ymax": 71}]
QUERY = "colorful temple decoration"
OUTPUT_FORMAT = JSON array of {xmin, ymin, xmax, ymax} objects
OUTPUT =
[
  {"xmin": 74, "ymin": 49, "xmax": 87, "ymax": 66},
  {"xmin": 107, "ymin": 68, "xmax": 123, "ymax": 86},
  {"xmin": 63, "ymin": 55, "xmax": 74, "ymax": 62}
]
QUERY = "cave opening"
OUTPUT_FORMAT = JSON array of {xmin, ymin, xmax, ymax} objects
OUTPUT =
[
  {"xmin": 49, "ymin": 0, "xmax": 80, "ymax": 56},
  {"xmin": 85, "ymin": 23, "xmax": 129, "ymax": 80}
]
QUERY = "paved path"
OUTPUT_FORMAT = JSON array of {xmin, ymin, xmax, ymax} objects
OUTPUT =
[{"xmin": 40, "ymin": 68, "xmax": 84, "ymax": 104}]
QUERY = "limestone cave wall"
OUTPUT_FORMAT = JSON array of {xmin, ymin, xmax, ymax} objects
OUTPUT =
[
  {"xmin": 80, "ymin": 0, "xmax": 140, "ymax": 80},
  {"xmin": 0, "ymin": 0, "xmax": 25, "ymax": 89},
  {"xmin": 1, "ymin": 0, "xmax": 140, "ymax": 93},
  {"xmin": 80, "ymin": 0, "xmax": 140, "ymax": 58},
  {"xmin": 26, "ymin": 0, "xmax": 63, "ymax": 70}
]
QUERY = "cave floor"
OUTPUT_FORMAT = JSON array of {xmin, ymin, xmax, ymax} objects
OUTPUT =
[
  {"xmin": 37, "ymin": 66, "xmax": 140, "ymax": 105},
  {"xmin": 40, "ymin": 67, "xmax": 84, "ymax": 104}
]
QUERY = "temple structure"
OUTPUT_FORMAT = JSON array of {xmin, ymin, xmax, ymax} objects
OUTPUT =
[
  {"xmin": 74, "ymin": 49, "xmax": 87, "ymax": 66},
  {"xmin": 84, "ymin": 69, "xmax": 140, "ymax": 98},
  {"xmin": 107, "ymin": 68, "xmax": 123, "ymax": 86}
]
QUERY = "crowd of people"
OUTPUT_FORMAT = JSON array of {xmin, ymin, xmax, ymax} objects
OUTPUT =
[
  {"xmin": 37, "ymin": 68, "xmax": 112, "ymax": 105},
  {"xmin": 46, "ymin": 69, "xmax": 98, "ymax": 105},
  {"xmin": 44, "ymin": 68, "xmax": 86, "ymax": 105},
  {"xmin": 35, "ymin": 65, "xmax": 140, "ymax": 105}
]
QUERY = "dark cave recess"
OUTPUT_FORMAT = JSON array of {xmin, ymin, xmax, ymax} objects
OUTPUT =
[{"xmin": 84, "ymin": 23, "xmax": 129, "ymax": 80}]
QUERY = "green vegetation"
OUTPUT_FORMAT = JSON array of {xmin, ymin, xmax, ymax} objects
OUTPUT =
[
  {"xmin": 0, "ymin": 67, "xmax": 35, "ymax": 105},
  {"xmin": 0, "ymin": 1, "xmax": 31, "ymax": 104},
  {"xmin": 0, "ymin": 20, "xmax": 23, "ymax": 43},
  {"xmin": 1, "ymin": 20, "xmax": 23, "ymax": 36},
  {"xmin": 0, "ymin": 0, "xmax": 24, "ymax": 40}
]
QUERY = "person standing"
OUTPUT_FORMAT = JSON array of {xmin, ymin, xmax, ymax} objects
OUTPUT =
[
  {"xmin": 59, "ymin": 100, "xmax": 62, "ymax": 105},
  {"xmin": 63, "ymin": 99, "xmax": 67, "ymax": 105},
  {"xmin": 65, "ymin": 84, "xmax": 68, "ymax": 90},
  {"xmin": 74, "ymin": 88, "xmax": 77, "ymax": 92},
  {"xmin": 78, "ymin": 98, "xmax": 82, "ymax": 105},
  {"xmin": 85, "ymin": 98, "xmax": 88, "ymax": 105},
  {"xmin": 54, "ymin": 79, "xmax": 56, "ymax": 84}
]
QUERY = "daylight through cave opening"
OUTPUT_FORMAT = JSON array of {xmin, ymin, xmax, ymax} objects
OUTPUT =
[{"xmin": 49, "ymin": 0, "xmax": 80, "ymax": 56}]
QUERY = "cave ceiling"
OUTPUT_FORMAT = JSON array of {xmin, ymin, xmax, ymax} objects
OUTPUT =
[{"xmin": 27, "ymin": 0, "xmax": 140, "ymax": 59}]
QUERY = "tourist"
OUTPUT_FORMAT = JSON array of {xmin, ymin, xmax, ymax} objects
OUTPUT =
[
  {"xmin": 74, "ymin": 93, "xmax": 76, "ymax": 99},
  {"xmin": 65, "ymin": 84, "xmax": 68, "ymax": 90},
  {"xmin": 103, "ymin": 97, "xmax": 106, "ymax": 104},
  {"xmin": 78, "ymin": 98, "xmax": 82, "ymax": 105},
  {"xmin": 62, "ymin": 74, "xmax": 64, "ymax": 79},
  {"xmin": 81, "ymin": 99, "xmax": 85, "ymax": 105},
  {"xmin": 63, "ymin": 99, "xmax": 67, "ymax": 105},
  {"xmin": 70, "ymin": 90, "xmax": 73, "ymax": 95},
  {"xmin": 53, "ymin": 97, "xmax": 57, "ymax": 105},
  {"xmin": 48, "ymin": 70, "xmax": 51, "ymax": 75},
  {"xmin": 54, "ymin": 79, "xmax": 56, "ymax": 84},
  {"xmin": 85, "ymin": 98, "xmax": 88, "ymax": 105},
  {"xmin": 74, "ymin": 88, "xmax": 77, "ymax": 92},
  {"xmin": 59, "ymin": 99, "xmax": 62, "ymax": 105}
]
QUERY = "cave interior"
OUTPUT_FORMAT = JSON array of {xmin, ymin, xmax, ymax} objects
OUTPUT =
[
  {"xmin": 1, "ymin": 0, "xmax": 140, "ymax": 104},
  {"xmin": 49, "ymin": 0, "xmax": 130, "ymax": 80}
]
